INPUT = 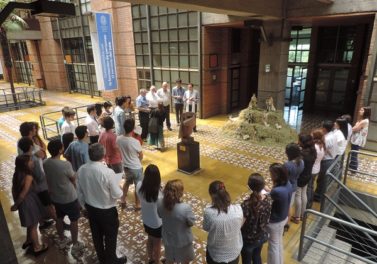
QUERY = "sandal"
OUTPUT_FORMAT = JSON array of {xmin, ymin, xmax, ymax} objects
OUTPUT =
[
  {"xmin": 22, "ymin": 241, "xmax": 32, "ymax": 249},
  {"xmin": 291, "ymin": 217, "xmax": 300, "ymax": 224},
  {"xmin": 33, "ymin": 243, "xmax": 49, "ymax": 257}
]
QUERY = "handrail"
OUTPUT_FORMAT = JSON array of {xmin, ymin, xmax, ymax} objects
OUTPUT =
[
  {"xmin": 298, "ymin": 209, "xmax": 377, "ymax": 264},
  {"xmin": 344, "ymin": 150, "xmax": 377, "ymax": 185}
]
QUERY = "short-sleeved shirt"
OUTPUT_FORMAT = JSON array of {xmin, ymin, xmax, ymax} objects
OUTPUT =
[
  {"xmin": 99, "ymin": 131, "xmax": 122, "ymax": 165},
  {"xmin": 203, "ymin": 204, "xmax": 243, "ymax": 263},
  {"xmin": 241, "ymin": 195, "xmax": 272, "ymax": 244},
  {"xmin": 85, "ymin": 115, "xmax": 100, "ymax": 136},
  {"xmin": 270, "ymin": 181, "xmax": 292, "ymax": 223},
  {"xmin": 333, "ymin": 129, "xmax": 347, "ymax": 156},
  {"xmin": 61, "ymin": 120, "xmax": 76, "ymax": 136},
  {"xmin": 324, "ymin": 131, "xmax": 338, "ymax": 160},
  {"xmin": 136, "ymin": 181, "xmax": 163, "ymax": 229},
  {"xmin": 312, "ymin": 144, "xmax": 325, "ymax": 174},
  {"xmin": 113, "ymin": 106, "xmax": 126, "ymax": 136},
  {"xmin": 284, "ymin": 160, "xmax": 304, "ymax": 192},
  {"xmin": 116, "ymin": 135, "xmax": 142, "ymax": 169},
  {"xmin": 43, "ymin": 158, "xmax": 77, "ymax": 204},
  {"xmin": 64, "ymin": 140, "xmax": 89, "ymax": 172},
  {"xmin": 57, "ymin": 117, "xmax": 65, "ymax": 129},
  {"xmin": 136, "ymin": 95, "xmax": 149, "ymax": 108}
]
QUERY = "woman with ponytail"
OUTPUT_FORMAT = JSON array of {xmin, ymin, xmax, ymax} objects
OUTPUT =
[
  {"xmin": 203, "ymin": 181, "xmax": 244, "ymax": 264},
  {"xmin": 241, "ymin": 173, "xmax": 272, "ymax": 264},
  {"xmin": 157, "ymin": 179, "xmax": 195, "ymax": 264}
]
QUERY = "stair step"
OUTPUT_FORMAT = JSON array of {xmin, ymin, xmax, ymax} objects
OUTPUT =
[
  {"xmin": 323, "ymin": 239, "xmax": 352, "ymax": 264},
  {"xmin": 301, "ymin": 226, "xmax": 337, "ymax": 264}
]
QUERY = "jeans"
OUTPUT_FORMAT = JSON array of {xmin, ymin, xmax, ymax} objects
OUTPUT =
[
  {"xmin": 241, "ymin": 238, "xmax": 266, "ymax": 264},
  {"xmin": 306, "ymin": 174, "xmax": 317, "ymax": 209},
  {"xmin": 294, "ymin": 185, "xmax": 308, "ymax": 218},
  {"xmin": 267, "ymin": 218, "xmax": 287, "ymax": 264},
  {"xmin": 86, "ymin": 204, "xmax": 119, "ymax": 263},
  {"xmin": 349, "ymin": 144, "xmax": 360, "ymax": 171},
  {"xmin": 175, "ymin": 103, "xmax": 183, "ymax": 123}
]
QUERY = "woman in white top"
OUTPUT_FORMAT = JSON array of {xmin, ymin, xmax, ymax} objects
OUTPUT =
[
  {"xmin": 333, "ymin": 118, "xmax": 348, "ymax": 156},
  {"xmin": 203, "ymin": 181, "xmax": 244, "ymax": 264},
  {"xmin": 136, "ymin": 164, "xmax": 163, "ymax": 264},
  {"xmin": 349, "ymin": 106, "xmax": 371, "ymax": 171},
  {"xmin": 307, "ymin": 129, "xmax": 325, "ymax": 209}
]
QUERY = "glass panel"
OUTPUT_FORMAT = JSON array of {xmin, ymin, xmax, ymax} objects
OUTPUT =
[
  {"xmin": 171, "ymin": 71, "xmax": 179, "ymax": 83},
  {"xmin": 132, "ymin": 5, "xmax": 140, "ymax": 18},
  {"xmin": 133, "ymin": 20, "xmax": 141, "ymax": 31},
  {"xmin": 189, "ymin": 71, "xmax": 199, "ymax": 85},
  {"xmin": 153, "ymin": 55, "xmax": 161, "ymax": 67},
  {"xmin": 151, "ymin": 31, "xmax": 159, "ymax": 42},
  {"xmin": 145, "ymin": 70, "xmax": 151, "ymax": 79},
  {"xmin": 160, "ymin": 30, "xmax": 168, "ymax": 41},
  {"xmin": 159, "ymin": 15, "xmax": 168, "ymax": 29},
  {"xmin": 178, "ymin": 13, "xmax": 187, "ymax": 27},
  {"xmin": 162, "ymin": 70, "xmax": 170, "ymax": 82},
  {"xmin": 170, "ymin": 55, "xmax": 179, "ymax": 67},
  {"xmin": 142, "ymin": 32, "xmax": 148, "ymax": 42},
  {"xmin": 190, "ymin": 56, "xmax": 198, "ymax": 68},
  {"xmin": 180, "ymin": 56, "xmax": 189, "ymax": 68},
  {"xmin": 150, "ymin": 6, "xmax": 158, "ymax": 16},
  {"xmin": 168, "ymin": 14, "xmax": 177, "ymax": 28},
  {"xmin": 169, "ymin": 42, "xmax": 178, "ymax": 54},
  {"xmin": 169, "ymin": 29, "xmax": 178, "ymax": 41},
  {"xmin": 151, "ymin": 17, "xmax": 158, "ymax": 30},
  {"xmin": 154, "ymin": 70, "xmax": 161, "ymax": 81},
  {"xmin": 137, "ymin": 69, "xmax": 144, "ymax": 79},
  {"xmin": 301, "ymin": 51, "xmax": 309, "ymax": 63},
  {"xmin": 189, "ymin": 28, "xmax": 198, "ymax": 40},
  {"xmin": 168, "ymin": 8, "xmax": 177, "ymax": 14},
  {"xmin": 189, "ymin": 41, "xmax": 198, "ymax": 54},
  {"xmin": 136, "ymin": 55, "xmax": 143, "ymax": 66},
  {"xmin": 159, "ymin": 7, "xmax": 167, "ymax": 14},
  {"xmin": 179, "ymin": 42, "xmax": 188, "ymax": 54},
  {"xmin": 179, "ymin": 29, "xmax": 188, "ymax": 41},
  {"xmin": 161, "ymin": 43, "xmax": 169, "ymax": 54},
  {"xmin": 188, "ymin": 12, "xmax": 197, "ymax": 27},
  {"xmin": 152, "ymin": 43, "xmax": 160, "ymax": 54},
  {"xmin": 179, "ymin": 71, "xmax": 189, "ymax": 83},
  {"xmin": 140, "ymin": 5, "xmax": 146, "ymax": 17},
  {"xmin": 162, "ymin": 55, "xmax": 169, "ymax": 67},
  {"xmin": 141, "ymin": 19, "xmax": 147, "ymax": 31},
  {"xmin": 143, "ymin": 55, "xmax": 150, "ymax": 66},
  {"xmin": 135, "ymin": 44, "xmax": 143, "ymax": 54},
  {"xmin": 142, "ymin": 44, "xmax": 149, "ymax": 54}
]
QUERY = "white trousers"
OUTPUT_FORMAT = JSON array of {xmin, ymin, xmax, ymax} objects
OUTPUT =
[
  {"xmin": 294, "ymin": 185, "xmax": 308, "ymax": 218},
  {"xmin": 267, "ymin": 217, "xmax": 287, "ymax": 264}
]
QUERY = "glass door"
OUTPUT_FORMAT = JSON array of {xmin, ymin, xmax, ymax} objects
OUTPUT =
[{"xmin": 230, "ymin": 67, "xmax": 240, "ymax": 111}]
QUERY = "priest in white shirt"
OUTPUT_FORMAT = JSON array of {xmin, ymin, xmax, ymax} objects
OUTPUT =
[
  {"xmin": 183, "ymin": 83, "xmax": 199, "ymax": 132},
  {"xmin": 157, "ymin": 82, "xmax": 172, "ymax": 131},
  {"xmin": 146, "ymin": 85, "xmax": 160, "ymax": 109},
  {"xmin": 85, "ymin": 104, "xmax": 100, "ymax": 144},
  {"xmin": 77, "ymin": 143, "xmax": 127, "ymax": 264}
]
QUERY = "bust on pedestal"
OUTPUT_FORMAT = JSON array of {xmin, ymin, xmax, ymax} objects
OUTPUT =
[{"xmin": 177, "ymin": 112, "xmax": 200, "ymax": 174}]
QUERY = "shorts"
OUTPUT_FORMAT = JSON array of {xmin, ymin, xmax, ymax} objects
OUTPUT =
[
  {"xmin": 124, "ymin": 167, "xmax": 143, "ymax": 185},
  {"xmin": 144, "ymin": 224, "xmax": 162, "ymax": 238},
  {"xmin": 108, "ymin": 163, "xmax": 123, "ymax": 174},
  {"xmin": 37, "ymin": 190, "xmax": 52, "ymax": 206},
  {"xmin": 53, "ymin": 199, "xmax": 81, "ymax": 222}
]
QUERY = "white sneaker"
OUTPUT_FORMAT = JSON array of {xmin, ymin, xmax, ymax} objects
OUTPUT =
[
  {"xmin": 71, "ymin": 241, "xmax": 85, "ymax": 257},
  {"xmin": 57, "ymin": 236, "xmax": 71, "ymax": 250}
]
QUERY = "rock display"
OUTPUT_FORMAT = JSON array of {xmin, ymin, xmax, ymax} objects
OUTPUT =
[{"xmin": 223, "ymin": 106, "xmax": 297, "ymax": 145}]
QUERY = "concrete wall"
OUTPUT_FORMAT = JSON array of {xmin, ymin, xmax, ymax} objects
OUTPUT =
[{"xmin": 90, "ymin": 0, "xmax": 138, "ymax": 101}]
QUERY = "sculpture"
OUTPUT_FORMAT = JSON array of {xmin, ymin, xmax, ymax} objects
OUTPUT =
[
  {"xmin": 178, "ymin": 112, "xmax": 196, "ymax": 142},
  {"xmin": 265, "ymin": 96, "xmax": 276, "ymax": 112}
]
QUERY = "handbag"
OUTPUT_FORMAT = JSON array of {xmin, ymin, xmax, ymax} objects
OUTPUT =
[{"xmin": 148, "ymin": 117, "xmax": 159, "ymax": 134}]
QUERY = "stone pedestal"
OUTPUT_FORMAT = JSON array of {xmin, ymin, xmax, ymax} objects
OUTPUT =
[{"xmin": 177, "ymin": 140, "xmax": 200, "ymax": 174}]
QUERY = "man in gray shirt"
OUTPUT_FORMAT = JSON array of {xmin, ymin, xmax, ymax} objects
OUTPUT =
[
  {"xmin": 172, "ymin": 79, "xmax": 186, "ymax": 124},
  {"xmin": 44, "ymin": 139, "xmax": 85, "ymax": 255}
]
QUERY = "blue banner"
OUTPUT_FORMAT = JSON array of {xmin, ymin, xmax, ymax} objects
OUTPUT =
[{"xmin": 95, "ymin": 12, "xmax": 117, "ymax": 91}]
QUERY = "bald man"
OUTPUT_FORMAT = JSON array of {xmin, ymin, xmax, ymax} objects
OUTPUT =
[{"xmin": 157, "ymin": 82, "xmax": 172, "ymax": 131}]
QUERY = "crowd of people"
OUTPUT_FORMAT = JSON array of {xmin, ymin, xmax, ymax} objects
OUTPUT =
[{"xmin": 9, "ymin": 90, "xmax": 371, "ymax": 264}]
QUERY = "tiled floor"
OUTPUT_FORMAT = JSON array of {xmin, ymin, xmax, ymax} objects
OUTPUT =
[{"xmin": 1, "ymin": 84, "xmax": 377, "ymax": 263}]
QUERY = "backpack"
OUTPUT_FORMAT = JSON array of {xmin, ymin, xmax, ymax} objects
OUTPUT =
[{"xmin": 148, "ymin": 117, "xmax": 159, "ymax": 134}]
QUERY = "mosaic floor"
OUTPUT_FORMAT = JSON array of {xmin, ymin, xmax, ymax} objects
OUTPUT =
[{"xmin": 1, "ymin": 85, "xmax": 377, "ymax": 264}]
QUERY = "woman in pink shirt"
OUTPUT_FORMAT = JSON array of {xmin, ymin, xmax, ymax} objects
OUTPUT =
[{"xmin": 98, "ymin": 116, "xmax": 123, "ymax": 173}]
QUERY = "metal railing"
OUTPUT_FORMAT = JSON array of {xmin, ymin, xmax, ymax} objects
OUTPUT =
[
  {"xmin": 0, "ymin": 87, "xmax": 44, "ymax": 112},
  {"xmin": 343, "ymin": 150, "xmax": 377, "ymax": 185},
  {"xmin": 298, "ymin": 154, "xmax": 377, "ymax": 263},
  {"xmin": 298, "ymin": 209, "xmax": 377, "ymax": 264}
]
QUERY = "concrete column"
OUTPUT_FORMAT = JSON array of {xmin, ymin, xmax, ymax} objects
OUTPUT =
[
  {"xmin": 257, "ymin": 20, "xmax": 290, "ymax": 111},
  {"xmin": 0, "ymin": 200, "xmax": 18, "ymax": 264}
]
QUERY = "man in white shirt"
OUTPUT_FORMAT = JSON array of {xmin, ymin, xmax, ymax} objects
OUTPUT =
[
  {"xmin": 85, "ymin": 104, "xmax": 100, "ymax": 144},
  {"xmin": 116, "ymin": 118, "xmax": 143, "ymax": 210},
  {"xmin": 77, "ymin": 143, "xmax": 126, "ymax": 264},
  {"xmin": 146, "ymin": 85, "xmax": 160, "ymax": 109},
  {"xmin": 136, "ymin": 88, "xmax": 150, "ymax": 140},
  {"xmin": 61, "ymin": 109, "xmax": 77, "ymax": 137},
  {"xmin": 314, "ymin": 120, "xmax": 338, "ymax": 202},
  {"xmin": 157, "ymin": 82, "xmax": 172, "ymax": 131},
  {"xmin": 183, "ymin": 83, "xmax": 199, "ymax": 132}
]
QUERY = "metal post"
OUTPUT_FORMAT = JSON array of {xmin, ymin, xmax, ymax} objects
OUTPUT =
[
  {"xmin": 198, "ymin": 11, "xmax": 202, "ymax": 118},
  {"xmin": 146, "ymin": 5, "xmax": 154, "ymax": 84},
  {"xmin": 56, "ymin": 18, "xmax": 73, "ymax": 94},
  {"xmin": 297, "ymin": 211, "xmax": 308, "ymax": 261}
]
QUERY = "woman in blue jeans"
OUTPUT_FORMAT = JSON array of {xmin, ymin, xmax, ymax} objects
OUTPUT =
[{"xmin": 241, "ymin": 173, "xmax": 272, "ymax": 264}]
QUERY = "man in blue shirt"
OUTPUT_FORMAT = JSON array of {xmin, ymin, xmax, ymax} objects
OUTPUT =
[
  {"xmin": 64, "ymin": 125, "xmax": 90, "ymax": 171},
  {"xmin": 136, "ymin": 88, "xmax": 150, "ymax": 140},
  {"xmin": 172, "ymin": 79, "xmax": 185, "ymax": 124}
]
